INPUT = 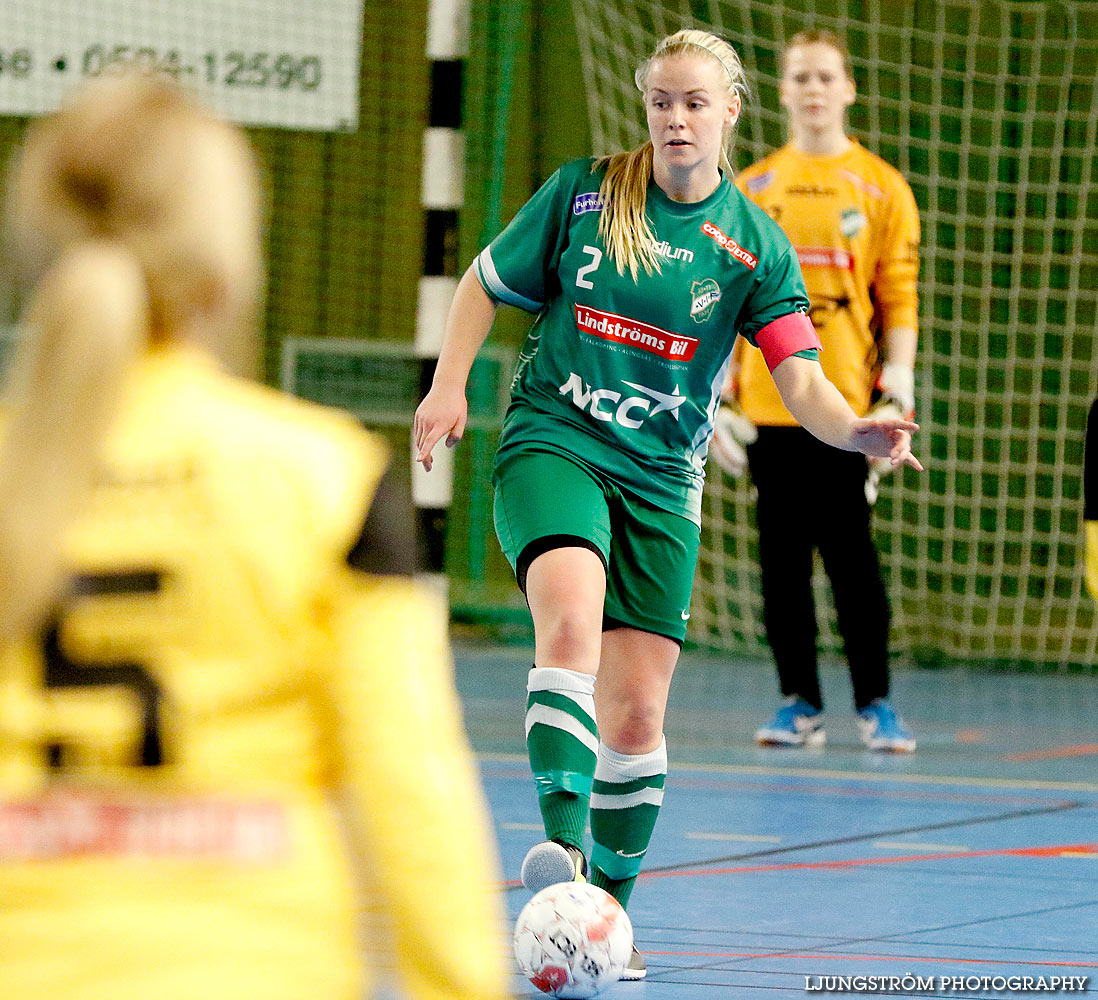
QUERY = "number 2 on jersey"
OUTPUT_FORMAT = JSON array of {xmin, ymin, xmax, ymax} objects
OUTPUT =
[{"xmin": 576, "ymin": 245, "xmax": 602, "ymax": 289}]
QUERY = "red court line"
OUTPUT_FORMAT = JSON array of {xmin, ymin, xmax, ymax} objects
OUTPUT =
[
  {"xmin": 638, "ymin": 842, "xmax": 1098, "ymax": 880},
  {"xmin": 642, "ymin": 949, "xmax": 1098, "ymax": 969},
  {"xmin": 1005, "ymin": 743, "xmax": 1098, "ymax": 762},
  {"xmin": 500, "ymin": 842, "xmax": 1098, "ymax": 888}
]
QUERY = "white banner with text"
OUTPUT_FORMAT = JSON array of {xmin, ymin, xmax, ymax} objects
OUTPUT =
[{"xmin": 0, "ymin": 0, "xmax": 362, "ymax": 131}]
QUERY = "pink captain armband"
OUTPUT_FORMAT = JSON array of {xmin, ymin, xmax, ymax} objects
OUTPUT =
[{"xmin": 755, "ymin": 312, "xmax": 822, "ymax": 373}]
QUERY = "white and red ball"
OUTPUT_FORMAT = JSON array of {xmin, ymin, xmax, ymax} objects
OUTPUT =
[{"xmin": 513, "ymin": 882, "xmax": 633, "ymax": 998}]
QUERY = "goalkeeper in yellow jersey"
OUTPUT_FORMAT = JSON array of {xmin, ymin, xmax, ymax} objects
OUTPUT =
[
  {"xmin": 0, "ymin": 75, "xmax": 509, "ymax": 1000},
  {"xmin": 712, "ymin": 30, "xmax": 920, "ymax": 752}
]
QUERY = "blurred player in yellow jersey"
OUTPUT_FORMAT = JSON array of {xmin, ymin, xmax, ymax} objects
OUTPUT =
[
  {"xmin": 711, "ymin": 30, "xmax": 920, "ymax": 752},
  {"xmin": 0, "ymin": 74, "xmax": 510, "ymax": 1000}
]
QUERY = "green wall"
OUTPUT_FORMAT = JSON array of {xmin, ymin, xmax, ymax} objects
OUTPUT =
[{"xmin": 0, "ymin": 1, "xmax": 432, "ymax": 386}]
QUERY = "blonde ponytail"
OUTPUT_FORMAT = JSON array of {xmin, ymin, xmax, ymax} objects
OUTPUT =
[
  {"xmin": 0, "ymin": 243, "xmax": 147, "ymax": 639},
  {"xmin": 0, "ymin": 72, "xmax": 263, "ymax": 639},
  {"xmin": 593, "ymin": 143, "xmax": 661, "ymax": 280}
]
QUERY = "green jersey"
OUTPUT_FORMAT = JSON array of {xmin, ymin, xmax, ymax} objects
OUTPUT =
[{"xmin": 475, "ymin": 157, "xmax": 812, "ymax": 523}]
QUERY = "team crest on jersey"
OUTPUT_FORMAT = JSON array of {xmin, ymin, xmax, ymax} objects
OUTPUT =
[
  {"xmin": 573, "ymin": 192, "xmax": 605, "ymax": 215},
  {"xmin": 745, "ymin": 170, "xmax": 774, "ymax": 194},
  {"xmin": 690, "ymin": 279, "xmax": 722, "ymax": 323},
  {"xmin": 840, "ymin": 208, "xmax": 867, "ymax": 238}
]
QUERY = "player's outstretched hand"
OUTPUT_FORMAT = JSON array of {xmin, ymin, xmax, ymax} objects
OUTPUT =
[
  {"xmin": 413, "ymin": 386, "xmax": 467, "ymax": 472},
  {"xmin": 850, "ymin": 416, "xmax": 923, "ymax": 471}
]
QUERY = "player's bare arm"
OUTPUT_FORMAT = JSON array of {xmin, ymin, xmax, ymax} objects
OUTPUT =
[
  {"xmin": 413, "ymin": 267, "xmax": 497, "ymax": 471},
  {"xmin": 771, "ymin": 353, "xmax": 922, "ymax": 470}
]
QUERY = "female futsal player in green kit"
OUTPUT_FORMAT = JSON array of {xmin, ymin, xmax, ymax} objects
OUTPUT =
[{"xmin": 416, "ymin": 27, "xmax": 921, "ymax": 981}]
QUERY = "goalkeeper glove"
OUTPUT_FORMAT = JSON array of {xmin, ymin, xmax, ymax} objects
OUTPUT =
[
  {"xmin": 877, "ymin": 363, "xmax": 915, "ymax": 420},
  {"xmin": 864, "ymin": 364, "xmax": 915, "ymax": 505},
  {"xmin": 710, "ymin": 399, "xmax": 757, "ymax": 478}
]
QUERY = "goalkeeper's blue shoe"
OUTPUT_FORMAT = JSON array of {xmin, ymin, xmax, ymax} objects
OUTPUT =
[
  {"xmin": 857, "ymin": 698, "xmax": 916, "ymax": 753},
  {"xmin": 520, "ymin": 839, "xmax": 587, "ymax": 893},
  {"xmin": 755, "ymin": 696, "xmax": 825, "ymax": 747}
]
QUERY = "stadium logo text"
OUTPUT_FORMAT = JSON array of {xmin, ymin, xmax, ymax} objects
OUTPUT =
[
  {"xmin": 574, "ymin": 304, "xmax": 698, "ymax": 360},
  {"xmin": 652, "ymin": 239, "xmax": 694, "ymax": 263},
  {"xmin": 573, "ymin": 192, "xmax": 605, "ymax": 215},
  {"xmin": 701, "ymin": 222, "xmax": 758, "ymax": 270},
  {"xmin": 559, "ymin": 372, "xmax": 687, "ymax": 428}
]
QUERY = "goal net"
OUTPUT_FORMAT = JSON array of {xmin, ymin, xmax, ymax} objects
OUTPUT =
[{"xmin": 572, "ymin": 0, "xmax": 1098, "ymax": 669}]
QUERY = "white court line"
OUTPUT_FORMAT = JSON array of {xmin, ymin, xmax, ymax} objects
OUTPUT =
[
  {"xmin": 501, "ymin": 822, "xmax": 545, "ymax": 831},
  {"xmin": 686, "ymin": 832, "xmax": 781, "ymax": 843},
  {"xmin": 475, "ymin": 753, "xmax": 1098, "ymax": 794}
]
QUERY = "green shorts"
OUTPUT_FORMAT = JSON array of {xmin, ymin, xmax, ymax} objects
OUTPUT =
[{"xmin": 492, "ymin": 446, "xmax": 700, "ymax": 643}]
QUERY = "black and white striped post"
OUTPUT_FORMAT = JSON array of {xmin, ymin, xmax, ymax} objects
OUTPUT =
[{"xmin": 415, "ymin": 0, "xmax": 468, "ymax": 575}]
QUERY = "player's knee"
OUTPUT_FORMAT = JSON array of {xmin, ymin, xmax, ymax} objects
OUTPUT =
[
  {"xmin": 600, "ymin": 702, "xmax": 662, "ymax": 753},
  {"xmin": 537, "ymin": 610, "xmax": 602, "ymax": 670}
]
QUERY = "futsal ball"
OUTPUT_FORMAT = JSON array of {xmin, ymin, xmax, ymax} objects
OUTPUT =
[{"xmin": 513, "ymin": 882, "xmax": 633, "ymax": 998}]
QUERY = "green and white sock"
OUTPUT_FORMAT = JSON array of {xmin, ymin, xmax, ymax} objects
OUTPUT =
[
  {"xmin": 589, "ymin": 737, "xmax": 667, "ymax": 909},
  {"xmin": 525, "ymin": 666, "xmax": 598, "ymax": 849}
]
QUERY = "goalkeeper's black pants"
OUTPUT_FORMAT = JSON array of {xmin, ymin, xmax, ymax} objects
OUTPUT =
[{"xmin": 747, "ymin": 426, "xmax": 891, "ymax": 713}]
